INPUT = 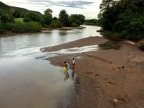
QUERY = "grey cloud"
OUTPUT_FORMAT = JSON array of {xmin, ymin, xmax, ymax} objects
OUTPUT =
[{"xmin": 30, "ymin": 0, "xmax": 94, "ymax": 8}]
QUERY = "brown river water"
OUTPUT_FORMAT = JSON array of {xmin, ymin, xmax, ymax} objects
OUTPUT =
[{"xmin": 0, "ymin": 26, "xmax": 101, "ymax": 108}]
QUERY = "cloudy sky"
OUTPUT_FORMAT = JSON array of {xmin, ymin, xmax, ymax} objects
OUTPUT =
[{"xmin": 0, "ymin": 0, "xmax": 102, "ymax": 19}]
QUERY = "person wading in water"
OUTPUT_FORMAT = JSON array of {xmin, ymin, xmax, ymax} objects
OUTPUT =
[
  {"xmin": 64, "ymin": 61, "xmax": 71, "ymax": 73},
  {"xmin": 64, "ymin": 61, "xmax": 70, "ymax": 80},
  {"xmin": 71, "ymin": 58, "xmax": 75, "ymax": 80},
  {"xmin": 72, "ymin": 58, "xmax": 75, "ymax": 70}
]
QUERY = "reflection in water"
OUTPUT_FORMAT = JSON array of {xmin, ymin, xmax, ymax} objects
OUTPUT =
[
  {"xmin": 72, "ymin": 71, "xmax": 75, "ymax": 80},
  {"xmin": 63, "ymin": 67, "xmax": 78, "ymax": 83},
  {"xmin": 59, "ymin": 30, "xmax": 68, "ymax": 36},
  {"xmin": 64, "ymin": 72, "xmax": 70, "ymax": 81},
  {"xmin": 0, "ymin": 25, "xmax": 101, "ymax": 57},
  {"xmin": 0, "ymin": 54, "xmax": 75, "ymax": 108}
]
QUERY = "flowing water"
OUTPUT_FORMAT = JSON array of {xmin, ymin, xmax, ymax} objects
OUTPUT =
[{"xmin": 0, "ymin": 25, "xmax": 101, "ymax": 108}]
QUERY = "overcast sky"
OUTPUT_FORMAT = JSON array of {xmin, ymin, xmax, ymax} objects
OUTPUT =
[{"xmin": 0, "ymin": 0, "xmax": 102, "ymax": 19}]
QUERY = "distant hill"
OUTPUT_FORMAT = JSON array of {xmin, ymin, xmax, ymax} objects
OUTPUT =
[
  {"xmin": 0, "ymin": 2, "xmax": 11, "ymax": 13},
  {"xmin": 0, "ymin": 1, "xmax": 43, "ymax": 18},
  {"xmin": 0, "ymin": 1, "xmax": 9, "ymax": 7}
]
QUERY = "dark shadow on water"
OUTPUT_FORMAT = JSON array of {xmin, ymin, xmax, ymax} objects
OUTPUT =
[{"xmin": 59, "ymin": 30, "xmax": 68, "ymax": 36}]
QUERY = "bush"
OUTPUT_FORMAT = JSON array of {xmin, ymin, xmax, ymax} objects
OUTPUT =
[
  {"xmin": 24, "ymin": 12, "xmax": 44, "ymax": 24},
  {"xmin": 71, "ymin": 23, "xmax": 79, "ymax": 27},
  {"xmin": 50, "ymin": 20, "xmax": 62, "ymax": 28},
  {"xmin": 99, "ymin": 41, "xmax": 120, "ymax": 50},
  {"xmin": 99, "ymin": 0, "xmax": 144, "ymax": 41},
  {"xmin": 1, "ymin": 14, "xmax": 14, "ymax": 23},
  {"xmin": 102, "ymin": 31, "xmax": 123, "ymax": 41},
  {"xmin": 0, "ymin": 24, "xmax": 5, "ymax": 34},
  {"xmin": 139, "ymin": 43, "xmax": 144, "ymax": 51},
  {"xmin": 23, "ymin": 17, "xmax": 32, "ymax": 22},
  {"xmin": 9, "ymin": 22, "xmax": 42, "ymax": 33}
]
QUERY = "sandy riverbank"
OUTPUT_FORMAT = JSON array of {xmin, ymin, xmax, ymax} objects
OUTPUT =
[
  {"xmin": 42, "ymin": 36, "xmax": 107, "ymax": 52},
  {"xmin": 42, "ymin": 36, "xmax": 144, "ymax": 108}
]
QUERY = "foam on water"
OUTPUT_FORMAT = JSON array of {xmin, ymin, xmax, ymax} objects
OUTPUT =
[{"xmin": 55, "ymin": 45, "xmax": 99, "ymax": 54}]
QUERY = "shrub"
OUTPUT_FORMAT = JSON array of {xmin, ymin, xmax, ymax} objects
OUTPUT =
[
  {"xmin": 71, "ymin": 23, "xmax": 79, "ymax": 27},
  {"xmin": 26, "ymin": 22, "xmax": 42, "ymax": 32},
  {"xmin": 139, "ymin": 43, "xmax": 144, "ymax": 51},
  {"xmin": 50, "ymin": 20, "xmax": 62, "ymax": 28},
  {"xmin": 102, "ymin": 31, "xmax": 123, "ymax": 41},
  {"xmin": 1, "ymin": 14, "xmax": 14, "ymax": 23},
  {"xmin": 9, "ymin": 22, "xmax": 42, "ymax": 33},
  {"xmin": 23, "ymin": 17, "xmax": 32, "ymax": 22},
  {"xmin": 99, "ymin": 41, "xmax": 120, "ymax": 50},
  {"xmin": 99, "ymin": 0, "xmax": 144, "ymax": 41},
  {"xmin": 0, "ymin": 24, "xmax": 5, "ymax": 34},
  {"xmin": 24, "ymin": 12, "xmax": 44, "ymax": 24}
]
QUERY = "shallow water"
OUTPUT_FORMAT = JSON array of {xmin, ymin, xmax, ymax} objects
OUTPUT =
[
  {"xmin": 0, "ymin": 25, "xmax": 101, "ymax": 56},
  {"xmin": 0, "ymin": 25, "xmax": 101, "ymax": 108},
  {"xmin": 49, "ymin": 45, "xmax": 99, "ymax": 54}
]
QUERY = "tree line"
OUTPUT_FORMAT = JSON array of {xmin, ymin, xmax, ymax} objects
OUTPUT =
[
  {"xmin": 99, "ymin": 0, "xmax": 144, "ymax": 41},
  {"xmin": 0, "ymin": 2, "xmax": 85, "ymax": 34},
  {"xmin": 84, "ymin": 19, "xmax": 100, "ymax": 26}
]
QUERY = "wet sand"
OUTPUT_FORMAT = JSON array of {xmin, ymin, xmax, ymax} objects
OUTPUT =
[
  {"xmin": 43, "ymin": 36, "xmax": 144, "ymax": 108},
  {"xmin": 42, "ymin": 37, "xmax": 107, "ymax": 52}
]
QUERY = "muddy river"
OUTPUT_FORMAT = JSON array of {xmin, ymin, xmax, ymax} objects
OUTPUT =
[{"xmin": 0, "ymin": 25, "xmax": 101, "ymax": 108}]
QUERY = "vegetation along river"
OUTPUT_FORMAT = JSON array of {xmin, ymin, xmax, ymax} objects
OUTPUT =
[{"xmin": 0, "ymin": 25, "xmax": 101, "ymax": 108}]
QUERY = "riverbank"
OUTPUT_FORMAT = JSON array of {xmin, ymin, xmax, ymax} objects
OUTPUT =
[
  {"xmin": 42, "ymin": 36, "xmax": 144, "ymax": 108},
  {"xmin": 0, "ymin": 26, "xmax": 86, "ymax": 37},
  {"xmin": 0, "ymin": 31, "xmax": 42, "ymax": 37}
]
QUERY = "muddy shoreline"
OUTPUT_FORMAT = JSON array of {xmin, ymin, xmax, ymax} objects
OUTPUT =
[
  {"xmin": 42, "ymin": 36, "xmax": 144, "ymax": 108},
  {"xmin": 41, "ymin": 36, "xmax": 107, "ymax": 52}
]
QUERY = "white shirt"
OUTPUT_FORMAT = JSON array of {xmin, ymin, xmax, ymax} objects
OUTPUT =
[{"xmin": 72, "ymin": 60, "xmax": 75, "ymax": 64}]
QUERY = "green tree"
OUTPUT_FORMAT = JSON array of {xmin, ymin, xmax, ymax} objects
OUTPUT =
[
  {"xmin": 70, "ymin": 14, "xmax": 85, "ymax": 26},
  {"xmin": 1, "ymin": 14, "xmax": 14, "ymax": 23},
  {"xmin": 0, "ymin": 10, "xmax": 2, "ymax": 24},
  {"xmin": 24, "ymin": 12, "xmax": 44, "ymax": 24},
  {"xmin": 100, "ymin": 0, "xmax": 113, "ymax": 11},
  {"xmin": 84, "ymin": 19, "xmax": 99, "ymax": 25},
  {"xmin": 59, "ymin": 10, "xmax": 70, "ymax": 27},
  {"xmin": 44, "ymin": 8, "xmax": 52, "ymax": 15},
  {"xmin": 44, "ymin": 8, "xmax": 53, "ymax": 25},
  {"xmin": 50, "ymin": 19, "xmax": 62, "ymax": 28},
  {"xmin": 9, "ymin": 22, "xmax": 42, "ymax": 33},
  {"xmin": 99, "ymin": 0, "xmax": 144, "ymax": 41}
]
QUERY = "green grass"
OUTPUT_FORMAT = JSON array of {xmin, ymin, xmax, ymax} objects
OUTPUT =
[{"xmin": 15, "ymin": 18, "xmax": 24, "ymax": 23}]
